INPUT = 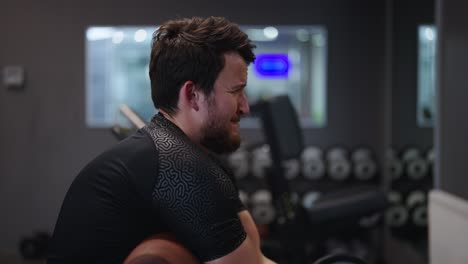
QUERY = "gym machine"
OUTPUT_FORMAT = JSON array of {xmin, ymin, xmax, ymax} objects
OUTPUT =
[{"xmin": 250, "ymin": 95, "xmax": 389, "ymax": 264}]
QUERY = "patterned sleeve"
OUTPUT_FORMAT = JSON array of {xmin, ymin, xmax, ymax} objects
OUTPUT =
[{"xmin": 151, "ymin": 136, "xmax": 247, "ymax": 261}]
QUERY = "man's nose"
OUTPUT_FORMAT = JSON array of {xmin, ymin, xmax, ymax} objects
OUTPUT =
[{"xmin": 238, "ymin": 92, "xmax": 250, "ymax": 116}]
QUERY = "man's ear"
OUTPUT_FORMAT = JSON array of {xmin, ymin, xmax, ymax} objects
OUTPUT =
[{"xmin": 179, "ymin": 81, "xmax": 201, "ymax": 111}]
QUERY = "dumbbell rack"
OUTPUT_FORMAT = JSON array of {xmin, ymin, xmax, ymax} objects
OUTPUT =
[
  {"xmin": 227, "ymin": 145, "xmax": 388, "ymax": 264},
  {"xmin": 231, "ymin": 145, "xmax": 433, "ymax": 263}
]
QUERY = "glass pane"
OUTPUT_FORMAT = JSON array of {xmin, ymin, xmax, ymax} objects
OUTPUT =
[
  {"xmin": 241, "ymin": 26, "xmax": 327, "ymax": 128},
  {"xmin": 86, "ymin": 27, "xmax": 156, "ymax": 128},
  {"xmin": 417, "ymin": 25, "xmax": 437, "ymax": 127},
  {"xmin": 85, "ymin": 25, "xmax": 327, "ymax": 128}
]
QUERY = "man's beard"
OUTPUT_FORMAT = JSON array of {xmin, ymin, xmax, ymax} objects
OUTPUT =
[{"xmin": 200, "ymin": 104, "xmax": 241, "ymax": 154}]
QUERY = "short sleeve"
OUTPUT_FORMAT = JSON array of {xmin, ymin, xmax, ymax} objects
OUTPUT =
[{"xmin": 152, "ymin": 151, "xmax": 247, "ymax": 262}]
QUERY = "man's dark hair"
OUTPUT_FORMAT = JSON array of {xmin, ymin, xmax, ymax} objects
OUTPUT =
[{"xmin": 149, "ymin": 16, "xmax": 256, "ymax": 115}]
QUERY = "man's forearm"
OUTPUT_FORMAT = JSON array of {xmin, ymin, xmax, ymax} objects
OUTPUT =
[
  {"xmin": 238, "ymin": 211, "xmax": 277, "ymax": 264},
  {"xmin": 262, "ymin": 255, "xmax": 277, "ymax": 264}
]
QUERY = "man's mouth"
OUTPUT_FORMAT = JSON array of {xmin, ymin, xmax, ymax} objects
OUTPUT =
[
  {"xmin": 231, "ymin": 116, "xmax": 241, "ymax": 123},
  {"xmin": 230, "ymin": 119, "xmax": 240, "ymax": 131}
]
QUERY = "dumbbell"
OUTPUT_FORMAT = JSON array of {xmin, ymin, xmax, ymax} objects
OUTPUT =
[
  {"xmin": 351, "ymin": 148, "xmax": 377, "ymax": 181},
  {"xmin": 326, "ymin": 147, "xmax": 351, "ymax": 182},
  {"xmin": 385, "ymin": 191, "xmax": 408, "ymax": 228},
  {"xmin": 251, "ymin": 189, "xmax": 276, "ymax": 225},
  {"xmin": 406, "ymin": 190, "xmax": 427, "ymax": 227},
  {"xmin": 19, "ymin": 231, "xmax": 50, "ymax": 260},
  {"xmin": 227, "ymin": 148, "xmax": 250, "ymax": 179},
  {"xmin": 302, "ymin": 146, "xmax": 325, "ymax": 180},
  {"xmin": 251, "ymin": 145, "xmax": 272, "ymax": 179},
  {"xmin": 283, "ymin": 158, "xmax": 301, "ymax": 180},
  {"xmin": 301, "ymin": 191, "xmax": 322, "ymax": 210},
  {"xmin": 412, "ymin": 205, "xmax": 428, "ymax": 227},
  {"xmin": 288, "ymin": 191, "xmax": 301, "ymax": 206},
  {"xmin": 386, "ymin": 148, "xmax": 403, "ymax": 181},
  {"xmin": 402, "ymin": 148, "xmax": 429, "ymax": 181},
  {"xmin": 239, "ymin": 190, "xmax": 249, "ymax": 206}
]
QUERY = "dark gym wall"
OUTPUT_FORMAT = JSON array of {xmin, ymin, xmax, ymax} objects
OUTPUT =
[
  {"xmin": 435, "ymin": 0, "xmax": 468, "ymax": 201},
  {"xmin": 0, "ymin": 0, "xmax": 387, "ymax": 252},
  {"xmin": 391, "ymin": 0, "xmax": 434, "ymax": 150}
]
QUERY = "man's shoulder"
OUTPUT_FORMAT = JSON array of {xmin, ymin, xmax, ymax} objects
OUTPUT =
[
  {"xmin": 144, "ymin": 121, "xmax": 207, "ymax": 163},
  {"xmin": 77, "ymin": 129, "xmax": 157, "ymax": 182},
  {"xmin": 144, "ymin": 119, "xmax": 189, "ymax": 149},
  {"xmin": 143, "ymin": 116, "xmax": 229, "ymax": 180},
  {"xmin": 101, "ymin": 129, "xmax": 156, "ymax": 163}
]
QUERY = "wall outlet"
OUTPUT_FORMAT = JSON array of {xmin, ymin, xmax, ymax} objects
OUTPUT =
[{"xmin": 3, "ymin": 66, "xmax": 25, "ymax": 89}]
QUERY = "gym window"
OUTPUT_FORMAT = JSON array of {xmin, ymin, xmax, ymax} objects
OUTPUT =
[
  {"xmin": 417, "ymin": 25, "xmax": 437, "ymax": 127},
  {"xmin": 85, "ymin": 26, "xmax": 328, "ymax": 128}
]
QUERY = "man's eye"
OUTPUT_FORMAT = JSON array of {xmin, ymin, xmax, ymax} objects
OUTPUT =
[{"xmin": 230, "ymin": 88, "xmax": 244, "ymax": 94}]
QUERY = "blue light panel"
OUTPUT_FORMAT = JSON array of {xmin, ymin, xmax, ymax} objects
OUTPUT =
[{"xmin": 254, "ymin": 54, "xmax": 290, "ymax": 78}]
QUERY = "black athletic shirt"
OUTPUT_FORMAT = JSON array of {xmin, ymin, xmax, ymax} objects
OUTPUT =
[{"xmin": 47, "ymin": 113, "xmax": 246, "ymax": 264}]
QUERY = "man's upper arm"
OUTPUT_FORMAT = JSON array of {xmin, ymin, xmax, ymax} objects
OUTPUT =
[
  {"xmin": 151, "ymin": 135, "xmax": 247, "ymax": 261},
  {"xmin": 205, "ymin": 233, "xmax": 261, "ymax": 264},
  {"xmin": 205, "ymin": 210, "xmax": 276, "ymax": 264}
]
